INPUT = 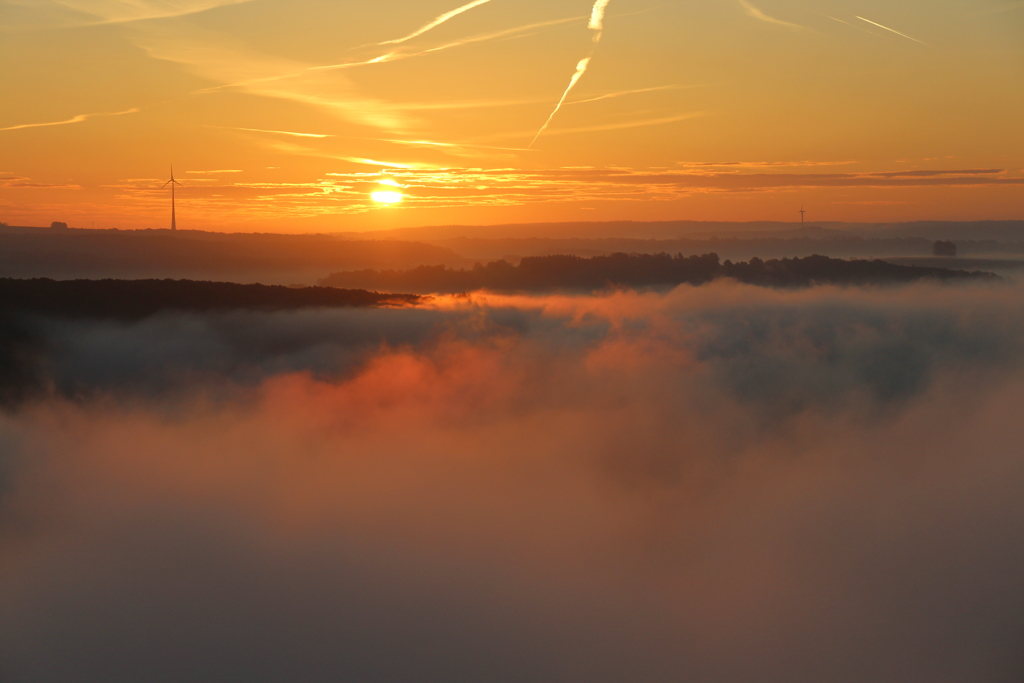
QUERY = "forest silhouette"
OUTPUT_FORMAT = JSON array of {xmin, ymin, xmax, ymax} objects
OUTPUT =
[{"xmin": 319, "ymin": 253, "xmax": 999, "ymax": 293}]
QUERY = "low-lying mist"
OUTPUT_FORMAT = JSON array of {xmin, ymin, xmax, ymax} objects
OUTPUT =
[{"xmin": 1, "ymin": 281, "xmax": 1023, "ymax": 682}]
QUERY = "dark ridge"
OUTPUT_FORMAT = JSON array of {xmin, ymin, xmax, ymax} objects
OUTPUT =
[
  {"xmin": 0, "ymin": 278, "xmax": 421, "ymax": 320},
  {"xmin": 0, "ymin": 228, "xmax": 467, "ymax": 281},
  {"xmin": 319, "ymin": 253, "xmax": 1000, "ymax": 293},
  {"xmin": 343, "ymin": 219, "xmax": 1024, "ymax": 242}
]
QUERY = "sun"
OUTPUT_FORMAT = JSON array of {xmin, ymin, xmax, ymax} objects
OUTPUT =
[
  {"xmin": 371, "ymin": 190, "xmax": 403, "ymax": 204},
  {"xmin": 371, "ymin": 177, "xmax": 403, "ymax": 204}
]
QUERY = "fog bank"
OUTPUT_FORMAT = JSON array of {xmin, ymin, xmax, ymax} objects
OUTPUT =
[{"xmin": 1, "ymin": 281, "xmax": 1022, "ymax": 682}]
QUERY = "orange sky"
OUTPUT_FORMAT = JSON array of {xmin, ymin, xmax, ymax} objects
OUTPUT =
[{"xmin": 1, "ymin": 0, "xmax": 1022, "ymax": 232}]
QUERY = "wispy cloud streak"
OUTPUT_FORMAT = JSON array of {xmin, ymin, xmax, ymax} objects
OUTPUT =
[
  {"xmin": 381, "ymin": 85, "xmax": 685, "ymax": 114},
  {"xmin": 378, "ymin": 138, "xmax": 532, "ymax": 153},
  {"xmin": 384, "ymin": 98, "xmax": 544, "ymax": 111},
  {"xmin": 133, "ymin": 26, "xmax": 411, "ymax": 131},
  {"xmin": 227, "ymin": 126, "xmax": 333, "ymax": 138},
  {"xmin": 29, "ymin": 0, "xmax": 253, "ymax": 26},
  {"xmin": 533, "ymin": 112, "xmax": 705, "ymax": 137},
  {"xmin": 0, "ymin": 108, "xmax": 138, "ymax": 132},
  {"xmin": 568, "ymin": 84, "xmax": 685, "ymax": 105},
  {"xmin": 175, "ymin": 15, "xmax": 580, "ymax": 138},
  {"xmin": 378, "ymin": 0, "xmax": 496, "ymax": 45},
  {"xmin": 77, "ymin": 165, "xmax": 1023, "ymax": 219},
  {"xmin": 856, "ymin": 16, "xmax": 927, "ymax": 44},
  {"xmin": 738, "ymin": 0, "xmax": 805, "ymax": 29}
]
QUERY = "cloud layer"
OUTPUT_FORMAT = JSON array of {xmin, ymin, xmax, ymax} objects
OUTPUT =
[
  {"xmin": 1, "ymin": 281, "xmax": 1024, "ymax": 681},
  {"xmin": 91, "ymin": 166, "xmax": 1023, "ymax": 221}
]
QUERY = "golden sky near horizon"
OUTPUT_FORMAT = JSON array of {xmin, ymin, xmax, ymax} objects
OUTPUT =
[{"xmin": 1, "ymin": 0, "xmax": 1022, "ymax": 232}]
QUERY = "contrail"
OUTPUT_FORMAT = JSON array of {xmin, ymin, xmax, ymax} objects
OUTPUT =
[
  {"xmin": 201, "ymin": 16, "xmax": 582, "ymax": 103},
  {"xmin": 856, "ymin": 16, "xmax": 927, "ymax": 44},
  {"xmin": 379, "ymin": 0, "xmax": 496, "ymax": 45},
  {"xmin": 530, "ymin": 0, "xmax": 612, "ymax": 147},
  {"xmin": 0, "ymin": 108, "xmax": 138, "ymax": 132},
  {"xmin": 313, "ymin": 17, "xmax": 582, "ymax": 72},
  {"xmin": 589, "ymin": 0, "xmax": 611, "ymax": 31},
  {"xmin": 529, "ymin": 58, "xmax": 591, "ymax": 147}
]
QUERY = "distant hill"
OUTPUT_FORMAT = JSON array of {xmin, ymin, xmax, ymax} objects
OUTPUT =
[
  {"xmin": 3, "ymin": 223, "xmax": 1020, "ymax": 284},
  {"xmin": 0, "ymin": 226, "xmax": 467, "ymax": 284},
  {"xmin": 341, "ymin": 220, "xmax": 1024, "ymax": 242},
  {"xmin": 0, "ymin": 278, "xmax": 420, "ymax": 320},
  {"xmin": 319, "ymin": 253, "xmax": 999, "ymax": 293}
]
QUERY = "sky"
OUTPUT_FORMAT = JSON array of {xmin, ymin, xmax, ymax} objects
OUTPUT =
[{"xmin": 1, "ymin": 0, "xmax": 1022, "ymax": 232}]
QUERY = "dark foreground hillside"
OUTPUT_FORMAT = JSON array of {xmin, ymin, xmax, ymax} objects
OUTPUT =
[
  {"xmin": 320, "ymin": 253, "xmax": 999, "ymax": 293},
  {"xmin": 0, "ymin": 279, "xmax": 421, "ymax": 405},
  {"xmin": 0, "ymin": 278, "xmax": 420, "ymax": 320}
]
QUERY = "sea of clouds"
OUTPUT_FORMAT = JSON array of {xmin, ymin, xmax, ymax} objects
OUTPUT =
[{"xmin": 1, "ymin": 281, "xmax": 1023, "ymax": 682}]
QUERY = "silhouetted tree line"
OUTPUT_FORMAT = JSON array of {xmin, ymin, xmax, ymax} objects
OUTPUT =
[
  {"xmin": 0, "ymin": 278, "xmax": 420, "ymax": 320},
  {"xmin": 434, "ymin": 235, "xmax": 1004, "ymax": 262},
  {"xmin": 319, "ymin": 253, "xmax": 999, "ymax": 293}
]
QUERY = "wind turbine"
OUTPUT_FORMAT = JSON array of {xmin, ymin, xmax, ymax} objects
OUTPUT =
[
  {"xmin": 799, "ymin": 205, "xmax": 806, "ymax": 228},
  {"xmin": 162, "ymin": 166, "xmax": 182, "ymax": 231}
]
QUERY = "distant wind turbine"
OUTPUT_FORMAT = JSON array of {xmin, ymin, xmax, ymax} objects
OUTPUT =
[
  {"xmin": 799, "ymin": 204, "xmax": 805, "ymax": 227},
  {"xmin": 162, "ymin": 166, "xmax": 182, "ymax": 231}
]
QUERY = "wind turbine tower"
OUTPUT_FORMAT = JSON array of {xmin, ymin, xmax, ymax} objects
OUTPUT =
[
  {"xmin": 799, "ymin": 205, "xmax": 806, "ymax": 228},
  {"xmin": 162, "ymin": 166, "xmax": 182, "ymax": 231}
]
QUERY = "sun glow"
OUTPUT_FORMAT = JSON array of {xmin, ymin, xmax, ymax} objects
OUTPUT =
[{"xmin": 371, "ymin": 190, "xmax": 403, "ymax": 204}]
